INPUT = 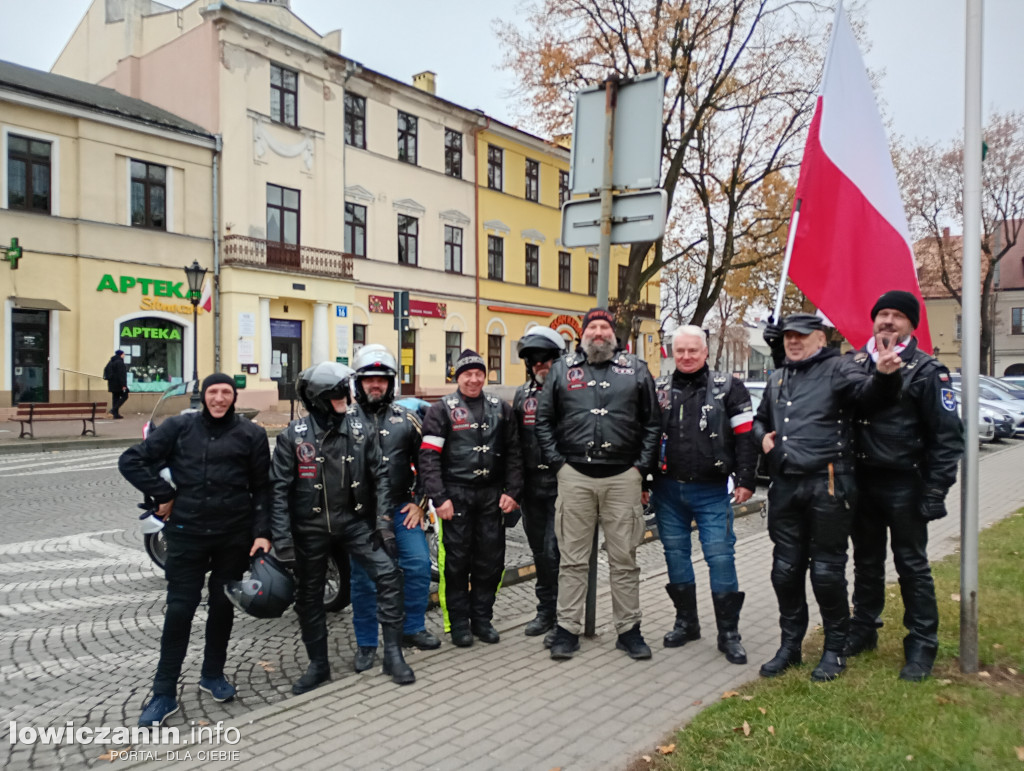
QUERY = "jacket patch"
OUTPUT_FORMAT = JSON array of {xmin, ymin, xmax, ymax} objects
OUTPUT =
[
  {"xmin": 612, "ymin": 366, "xmax": 635, "ymax": 375},
  {"xmin": 941, "ymin": 388, "xmax": 957, "ymax": 411},
  {"xmin": 567, "ymin": 367, "xmax": 586, "ymax": 390},
  {"xmin": 296, "ymin": 442, "xmax": 316, "ymax": 463},
  {"xmin": 451, "ymin": 406, "xmax": 472, "ymax": 431},
  {"xmin": 522, "ymin": 396, "xmax": 538, "ymax": 426},
  {"xmin": 657, "ymin": 390, "xmax": 671, "ymax": 409}
]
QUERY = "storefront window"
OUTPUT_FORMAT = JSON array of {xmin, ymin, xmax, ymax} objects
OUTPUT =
[
  {"xmin": 445, "ymin": 331, "xmax": 462, "ymax": 383},
  {"xmin": 119, "ymin": 317, "xmax": 184, "ymax": 392}
]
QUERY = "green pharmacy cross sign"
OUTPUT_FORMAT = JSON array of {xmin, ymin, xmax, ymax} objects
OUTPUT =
[{"xmin": 2, "ymin": 237, "xmax": 23, "ymax": 269}]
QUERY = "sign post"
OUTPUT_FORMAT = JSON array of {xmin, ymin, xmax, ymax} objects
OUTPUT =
[{"xmin": 394, "ymin": 290, "xmax": 410, "ymax": 384}]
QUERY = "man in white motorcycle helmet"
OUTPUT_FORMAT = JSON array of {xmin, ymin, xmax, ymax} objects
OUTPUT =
[{"xmin": 347, "ymin": 345, "xmax": 440, "ymax": 673}]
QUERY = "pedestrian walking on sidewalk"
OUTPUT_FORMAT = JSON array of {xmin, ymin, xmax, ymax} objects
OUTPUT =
[
  {"xmin": 753, "ymin": 313, "xmax": 902, "ymax": 682},
  {"xmin": 651, "ymin": 326, "xmax": 757, "ymax": 664},
  {"xmin": 347, "ymin": 345, "xmax": 440, "ymax": 675},
  {"xmin": 119, "ymin": 373, "xmax": 272, "ymax": 727},
  {"xmin": 846, "ymin": 291, "xmax": 964, "ymax": 681},
  {"xmin": 104, "ymin": 349, "xmax": 129, "ymax": 418},
  {"xmin": 535, "ymin": 308, "xmax": 660, "ymax": 661},
  {"xmin": 270, "ymin": 362, "xmax": 414, "ymax": 692},
  {"xmin": 513, "ymin": 327, "xmax": 567, "ymax": 642},
  {"xmin": 419, "ymin": 349, "xmax": 523, "ymax": 648}
]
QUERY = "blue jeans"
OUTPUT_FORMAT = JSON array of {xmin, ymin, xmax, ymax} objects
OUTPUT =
[
  {"xmin": 350, "ymin": 504, "xmax": 431, "ymax": 646},
  {"xmin": 651, "ymin": 478, "xmax": 738, "ymax": 593}
]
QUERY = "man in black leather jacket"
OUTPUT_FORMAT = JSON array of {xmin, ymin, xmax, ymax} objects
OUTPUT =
[
  {"xmin": 535, "ymin": 308, "xmax": 660, "ymax": 661},
  {"xmin": 270, "ymin": 362, "xmax": 414, "ymax": 692},
  {"xmin": 846, "ymin": 291, "xmax": 964, "ymax": 681},
  {"xmin": 752, "ymin": 313, "xmax": 902, "ymax": 682},
  {"xmin": 119, "ymin": 373, "xmax": 271, "ymax": 727},
  {"xmin": 512, "ymin": 328, "xmax": 567, "ymax": 641},
  {"xmin": 347, "ymin": 345, "xmax": 439, "ymax": 675},
  {"xmin": 419, "ymin": 349, "xmax": 522, "ymax": 647}
]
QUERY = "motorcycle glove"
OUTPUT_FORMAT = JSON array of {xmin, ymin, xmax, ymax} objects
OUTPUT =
[
  {"xmin": 763, "ymin": 321, "xmax": 785, "ymax": 368},
  {"xmin": 370, "ymin": 516, "xmax": 398, "ymax": 560},
  {"xmin": 918, "ymin": 490, "xmax": 948, "ymax": 521}
]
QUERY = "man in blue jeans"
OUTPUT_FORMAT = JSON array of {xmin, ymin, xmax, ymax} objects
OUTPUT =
[
  {"xmin": 347, "ymin": 345, "xmax": 440, "ymax": 672},
  {"xmin": 650, "ymin": 326, "xmax": 757, "ymax": 664}
]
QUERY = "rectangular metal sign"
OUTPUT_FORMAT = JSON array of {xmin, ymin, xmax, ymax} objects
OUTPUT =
[
  {"xmin": 569, "ymin": 72, "xmax": 664, "ymax": 195},
  {"xmin": 560, "ymin": 189, "xmax": 668, "ymax": 248}
]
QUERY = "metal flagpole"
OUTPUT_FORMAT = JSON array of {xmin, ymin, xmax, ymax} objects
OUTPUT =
[
  {"xmin": 772, "ymin": 200, "xmax": 802, "ymax": 321},
  {"xmin": 959, "ymin": 0, "xmax": 983, "ymax": 675}
]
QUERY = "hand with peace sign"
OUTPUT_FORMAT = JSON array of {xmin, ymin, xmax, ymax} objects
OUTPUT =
[{"xmin": 873, "ymin": 333, "xmax": 903, "ymax": 374}]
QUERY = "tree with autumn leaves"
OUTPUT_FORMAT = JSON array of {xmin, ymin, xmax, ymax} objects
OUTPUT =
[{"xmin": 498, "ymin": 0, "xmax": 832, "ymax": 338}]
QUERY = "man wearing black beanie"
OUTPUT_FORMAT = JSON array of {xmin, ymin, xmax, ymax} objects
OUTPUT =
[
  {"xmin": 119, "ymin": 372, "xmax": 271, "ymax": 726},
  {"xmin": 846, "ymin": 290, "xmax": 963, "ymax": 681}
]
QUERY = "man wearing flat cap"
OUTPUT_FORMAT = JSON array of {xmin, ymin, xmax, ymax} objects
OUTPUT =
[
  {"xmin": 752, "ymin": 312, "xmax": 902, "ymax": 682},
  {"xmin": 845, "ymin": 290, "xmax": 963, "ymax": 681},
  {"xmin": 536, "ymin": 308, "xmax": 660, "ymax": 661},
  {"xmin": 419, "ymin": 349, "xmax": 522, "ymax": 647}
]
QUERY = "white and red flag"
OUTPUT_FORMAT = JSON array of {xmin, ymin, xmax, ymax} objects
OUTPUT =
[
  {"xmin": 199, "ymin": 276, "xmax": 213, "ymax": 313},
  {"xmin": 785, "ymin": 3, "xmax": 931, "ymax": 352}
]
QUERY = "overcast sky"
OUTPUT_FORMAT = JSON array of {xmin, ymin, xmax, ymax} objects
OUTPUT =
[{"xmin": 1, "ymin": 0, "xmax": 1022, "ymax": 144}]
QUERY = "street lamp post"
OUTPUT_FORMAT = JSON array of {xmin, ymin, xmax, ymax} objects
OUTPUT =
[{"xmin": 184, "ymin": 260, "xmax": 207, "ymax": 409}]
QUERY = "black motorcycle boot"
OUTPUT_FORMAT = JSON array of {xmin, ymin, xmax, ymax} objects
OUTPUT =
[
  {"xmin": 843, "ymin": 624, "xmax": 879, "ymax": 657},
  {"xmin": 811, "ymin": 650, "xmax": 847, "ymax": 682},
  {"xmin": 292, "ymin": 638, "xmax": 331, "ymax": 695},
  {"xmin": 663, "ymin": 583, "xmax": 701, "ymax": 648},
  {"xmin": 524, "ymin": 608, "xmax": 556, "ymax": 637},
  {"xmin": 450, "ymin": 618, "xmax": 474, "ymax": 648},
  {"xmin": 811, "ymin": 614, "xmax": 849, "ymax": 682},
  {"xmin": 381, "ymin": 625, "xmax": 415, "ymax": 685},
  {"xmin": 711, "ymin": 591, "xmax": 747, "ymax": 665},
  {"xmin": 353, "ymin": 646, "xmax": 377, "ymax": 673},
  {"xmin": 471, "ymin": 618, "xmax": 500, "ymax": 644},
  {"xmin": 899, "ymin": 638, "xmax": 938, "ymax": 682},
  {"xmin": 759, "ymin": 603, "xmax": 808, "ymax": 678}
]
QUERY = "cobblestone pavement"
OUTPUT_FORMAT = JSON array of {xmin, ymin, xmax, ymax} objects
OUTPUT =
[{"xmin": 0, "ymin": 441, "xmax": 1017, "ymax": 770}]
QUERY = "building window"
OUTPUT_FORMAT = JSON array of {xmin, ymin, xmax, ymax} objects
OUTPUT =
[
  {"xmin": 525, "ymin": 244, "xmax": 540, "ymax": 286},
  {"xmin": 7, "ymin": 134, "xmax": 51, "ymax": 213},
  {"xmin": 445, "ymin": 331, "xmax": 462, "ymax": 382},
  {"xmin": 397, "ymin": 214, "xmax": 418, "ymax": 265},
  {"xmin": 344, "ymin": 202, "xmax": 366, "ymax": 258},
  {"xmin": 1013, "ymin": 308, "xmax": 1024, "ymax": 335},
  {"xmin": 558, "ymin": 251, "xmax": 571, "ymax": 292},
  {"xmin": 955, "ymin": 314, "xmax": 962, "ymax": 341},
  {"xmin": 398, "ymin": 111, "xmax": 418, "ymax": 165},
  {"xmin": 267, "ymin": 183, "xmax": 300, "ymax": 266},
  {"xmin": 525, "ymin": 159, "xmax": 539, "ymax": 202},
  {"xmin": 487, "ymin": 145, "xmax": 503, "ymax": 190},
  {"xmin": 119, "ymin": 317, "xmax": 184, "ymax": 392},
  {"xmin": 444, "ymin": 225, "xmax": 463, "ymax": 273},
  {"xmin": 445, "ymin": 129, "xmax": 462, "ymax": 178},
  {"xmin": 270, "ymin": 63, "xmax": 297, "ymax": 127},
  {"xmin": 487, "ymin": 334, "xmax": 503, "ymax": 384},
  {"xmin": 559, "ymin": 170, "xmax": 569, "ymax": 207},
  {"xmin": 487, "ymin": 235, "xmax": 504, "ymax": 280},
  {"xmin": 353, "ymin": 324, "xmax": 367, "ymax": 354},
  {"xmin": 345, "ymin": 93, "xmax": 366, "ymax": 149},
  {"xmin": 588, "ymin": 257, "xmax": 599, "ymax": 296},
  {"xmin": 618, "ymin": 264, "xmax": 629, "ymax": 298},
  {"xmin": 131, "ymin": 160, "xmax": 167, "ymax": 230}
]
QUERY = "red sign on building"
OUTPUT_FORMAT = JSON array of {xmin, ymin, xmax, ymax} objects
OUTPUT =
[{"xmin": 368, "ymin": 294, "xmax": 447, "ymax": 319}]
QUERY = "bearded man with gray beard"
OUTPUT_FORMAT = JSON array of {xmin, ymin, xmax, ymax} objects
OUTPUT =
[{"xmin": 535, "ymin": 308, "xmax": 661, "ymax": 661}]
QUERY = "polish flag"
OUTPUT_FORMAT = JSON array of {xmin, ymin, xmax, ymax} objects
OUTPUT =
[
  {"xmin": 199, "ymin": 276, "xmax": 213, "ymax": 313},
  {"xmin": 786, "ymin": 4, "xmax": 931, "ymax": 352}
]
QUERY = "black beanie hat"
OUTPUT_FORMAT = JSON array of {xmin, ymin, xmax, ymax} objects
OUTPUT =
[
  {"xmin": 454, "ymin": 349, "xmax": 486, "ymax": 379},
  {"xmin": 581, "ymin": 307, "xmax": 616, "ymax": 335},
  {"xmin": 871, "ymin": 290, "xmax": 920, "ymax": 328},
  {"xmin": 201, "ymin": 372, "xmax": 237, "ymax": 398}
]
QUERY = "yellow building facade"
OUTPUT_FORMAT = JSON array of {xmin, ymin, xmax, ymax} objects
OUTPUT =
[{"xmin": 0, "ymin": 60, "xmax": 216, "ymax": 411}]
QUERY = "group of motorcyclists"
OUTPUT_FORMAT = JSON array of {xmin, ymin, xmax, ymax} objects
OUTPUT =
[{"xmin": 119, "ymin": 292, "xmax": 962, "ymax": 729}]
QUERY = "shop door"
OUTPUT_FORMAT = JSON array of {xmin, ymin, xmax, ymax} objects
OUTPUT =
[
  {"xmin": 270, "ymin": 319, "xmax": 303, "ymax": 401},
  {"xmin": 11, "ymin": 309, "xmax": 49, "ymax": 404},
  {"xmin": 400, "ymin": 329, "xmax": 416, "ymax": 396}
]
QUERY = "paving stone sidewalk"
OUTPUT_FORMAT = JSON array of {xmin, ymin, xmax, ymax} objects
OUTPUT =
[{"xmin": 120, "ymin": 441, "xmax": 1024, "ymax": 771}]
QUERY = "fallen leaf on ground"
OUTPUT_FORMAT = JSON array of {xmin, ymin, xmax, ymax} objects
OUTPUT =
[
  {"xmin": 906, "ymin": 755, "xmax": 914, "ymax": 761},
  {"xmin": 741, "ymin": 695, "xmax": 754, "ymax": 701},
  {"xmin": 1015, "ymin": 747, "xmax": 1024, "ymax": 761},
  {"xmin": 97, "ymin": 748, "xmax": 129, "ymax": 761},
  {"xmin": 937, "ymin": 679, "xmax": 953, "ymax": 685},
  {"xmin": 641, "ymin": 756, "xmax": 652, "ymax": 763},
  {"xmin": 951, "ymin": 593, "xmax": 961, "ymax": 602},
  {"xmin": 722, "ymin": 691, "xmax": 740, "ymax": 699},
  {"xmin": 1008, "ymin": 668, "xmax": 1018, "ymax": 676},
  {"xmin": 743, "ymin": 721, "xmax": 751, "ymax": 737},
  {"xmin": 657, "ymin": 744, "xmax": 675, "ymax": 755},
  {"xmin": 935, "ymin": 696, "xmax": 952, "ymax": 705},
  {"xmin": 197, "ymin": 720, "xmax": 210, "ymax": 726},
  {"xmin": 768, "ymin": 726, "xmax": 775, "ymax": 736},
  {"xmin": 993, "ymin": 643, "xmax": 1005, "ymax": 649},
  {"xmin": 691, "ymin": 699, "xmax": 703, "ymax": 706},
  {"xmin": 978, "ymin": 671, "xmax": 991, "ymax": 679},
  {"xmin": 758, "ymin": 707, "xmax": 767, "ymax": 715},
  {"xmin": 259, "ymin": 661, "xmax": 275, "ymax": 672}
]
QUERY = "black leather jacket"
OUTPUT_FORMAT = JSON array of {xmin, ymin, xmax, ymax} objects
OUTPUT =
[
  {"xmin": 535, "ymin": 350, "xmax": 660, "ymax": 472},
  {"xmin": 269, "ymin": 410, "xmax": 390, "ymax": 551},
  {"xmin": 118, "ymin": 411, "xmax": 270, "ymax": 538},
  {"xmin": 513, "ymin": 380, "xmax": 557, "ymax": 497},
  {"xmin": 752, "ymin": 347, "xmax": 901, "ymax": 476},
  {"xmin": 348, "ymin": 400, "xmax": 422, "ymax": 510},
  {"xmin": 851, "ymin": 339, "xmax": 964, "ymax": 492}
]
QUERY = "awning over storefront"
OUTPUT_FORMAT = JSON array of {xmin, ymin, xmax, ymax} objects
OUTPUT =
[{"xmin": 9, "ymin": 296, "xmax": 71, "ymax": 311}]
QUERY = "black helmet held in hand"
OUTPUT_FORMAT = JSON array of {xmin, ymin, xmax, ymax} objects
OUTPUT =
[
  {"xmin": 352, "ymin": 344, "xmax": 398, "ymax": 406},
  {"xmin": 223, "ymin": 550, "xmax": 295, "ymax": 619},
  {"xmin": 295, "ymin": 361, "xmax": 355, "ymax": 416},
  {"xmin": 516, "ymin": 327, "xmax": 566, "ymax": 373}
]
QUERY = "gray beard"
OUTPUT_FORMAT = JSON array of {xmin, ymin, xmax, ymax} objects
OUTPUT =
[
  {"xmin": 534, "ymin": 372, "xmax": 547, "ymax": 385},
  {"xmin": 582, "ymin": 338, "xmax": 616, "ymax": 363}
]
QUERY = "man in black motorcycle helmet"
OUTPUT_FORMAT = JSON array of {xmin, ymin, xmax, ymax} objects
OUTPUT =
[
  {"xmin": 270, "ymin": 361, "xmax": 414, "ymax": 692},
  {"xmin": 119, "ymin": 373, "xmax": 272, "ymax": 727},
  {"xmin": 512, "ymin": 327, "xmax": 566, "ymax": 642},
  {"xmin": 347, "ymin": 345, "xmax": 440, "ymax": 675}
]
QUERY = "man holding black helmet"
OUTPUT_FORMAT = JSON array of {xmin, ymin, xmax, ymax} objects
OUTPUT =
[
  {"xmin": 513, "ymin": 327, "xmax": 567, "ymax": 640},
  {"xmin": 846, "ymin": 291, "xmax": 963, "ymax": 681},
  {"xmin": 754, "ymin": 313, "xmax": 902, "ymax": 682},
  {"xmin": 347, "ymin": 345, "xmax": 439, "ymax": 674},
  {"xmin": 270, "ymin": 361, "xmax": 414, "ymax": 692},
  {"xmin": 119, "ymin": 373, "xmax": 271, "ymax": 727}
]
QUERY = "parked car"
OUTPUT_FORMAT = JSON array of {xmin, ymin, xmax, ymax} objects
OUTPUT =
[
  {"xmin": 949, "ymin": 384, "xmax": 1021, "ymax": 438},
  {"xmin": 999, "ymin": 375, "xmax": 1024, "ymax": 390}
]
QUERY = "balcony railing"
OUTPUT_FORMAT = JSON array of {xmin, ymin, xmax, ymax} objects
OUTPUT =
[{"xmin": 222, "ymin": 235, "xmax": 353, "ymax": 279}]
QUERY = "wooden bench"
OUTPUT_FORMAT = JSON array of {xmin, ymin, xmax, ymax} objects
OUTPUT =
[{"xmin": 16, "ymin": 402, "xmax": 102, "ymax": 439}]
